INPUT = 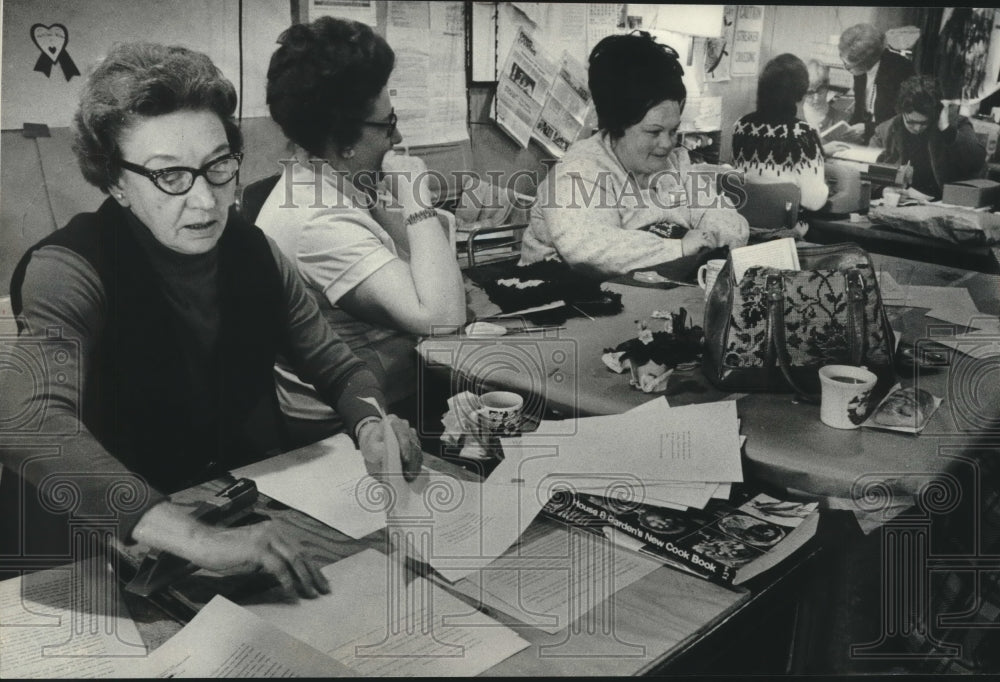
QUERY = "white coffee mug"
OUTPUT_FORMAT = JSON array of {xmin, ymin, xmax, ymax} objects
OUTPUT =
[
  {"xmin": 818, "ymin": 365, "xmax": 878, "ymax": 429},
  {"xmin": 697, "ymin": 259, "xmax": 726, "ymax": 299},
  {"xmin": 477, "ymin": 391, "xmax": 524, "ymax": 436}
]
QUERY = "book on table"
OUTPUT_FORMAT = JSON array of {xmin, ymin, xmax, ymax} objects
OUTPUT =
[{"xmin": 541, "ymin": 488, "xmax": 819, "ymax": 587}]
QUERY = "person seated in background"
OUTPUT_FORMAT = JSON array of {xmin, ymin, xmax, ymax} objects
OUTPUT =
[
  {"xmin": 871, "ymin": 75, "xmax": 987, "ymax": 201},
  {"xmin": 0, "ymin": 42, "xmax": 420, "ymax": 594},
  {"xmin": 259, "ymin": 17, "xmax": 466, "ymax": 446},
  {"xmin": 839, "ymin": 23, "xmax": 914, "ymax": 144},
  {"xmin": 519, "ymin": 31, "xmax": 748, "ymax": 280},
  {"xmin": 803, "ymin": 59, "xmax": 850, "ymax": 135},
  {"xmin": 731, "ymin": 53, "xmax": 829, "ymax": 211}
]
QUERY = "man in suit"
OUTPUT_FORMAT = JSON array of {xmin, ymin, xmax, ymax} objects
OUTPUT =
[{"xmin": 839, "ymin": 23, "xmax": 915, "ymax": 144}]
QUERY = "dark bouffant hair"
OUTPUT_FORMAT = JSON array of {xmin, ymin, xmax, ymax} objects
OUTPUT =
[
  {"xmin": 756, "ymin": 53, "xmax": 810, "ymax": 118},
  {"xmin": 896, "ymin": 75, "xmax": 943, "ymax": 119},
  {"xmin": 73, "ymin": 42, "xmax": 241, "ymax": 192},
  {"xmin": 588, "ymin": 31, "xmax": 686, "ymax": 139},
  {"xmin": 266, "ymin": 17, "xmax": 395, "ymax": 156}
]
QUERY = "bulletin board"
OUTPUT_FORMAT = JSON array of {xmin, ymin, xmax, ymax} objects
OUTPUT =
[{"xmin": 0, "ymin": 0, "xmax": 291, "ymax": 130}]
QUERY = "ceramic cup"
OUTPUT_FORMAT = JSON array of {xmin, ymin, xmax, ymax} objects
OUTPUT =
[
  {"xmin": 697, "ymin": 259, "xmax": 726, "ymax": 299},
  {"xmin": 818, "ymin": 365, "xmax": 878, "ymax": 429},
  {"xmin": 477, "ymin": 391, "xmax": 524, "ymax": 437}
]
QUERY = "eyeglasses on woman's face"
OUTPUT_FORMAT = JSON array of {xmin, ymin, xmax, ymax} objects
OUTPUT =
[
  {"xmin": 118, "ymin": 151, "xmax": 243, "ymax": 195},
  {"xmin": 362, "ymin": 108, "xmax": 398, "ymax": 139}
]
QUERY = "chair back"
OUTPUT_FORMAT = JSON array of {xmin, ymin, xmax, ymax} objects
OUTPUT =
[
  {"xmin": 726, "ymin": 178, "xmax": 801, "ymax": 229},
  {"xmin": 238, "ymin": 174, "xmax": 281, "ymax": 224}
]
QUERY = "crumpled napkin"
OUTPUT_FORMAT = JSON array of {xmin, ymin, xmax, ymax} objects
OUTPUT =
[
  {"xmin": 440, "ymin": 392, "xmax": 499, "ymax": 460},
  {"xmin": 601, "ymin": 352, "xmax": 672, "ymax": 393}
]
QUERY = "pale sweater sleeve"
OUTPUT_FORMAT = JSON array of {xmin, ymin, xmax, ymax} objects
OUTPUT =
[
  {"xmin": 534, "ymin": 162, "xmax": 685, "ymax": 278},
  {"xmin": 672, "ymin": 149, "xmax": 750, "ymax": 249}
]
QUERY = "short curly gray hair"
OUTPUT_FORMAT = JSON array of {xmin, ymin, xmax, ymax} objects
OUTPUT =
[
  {"xmin": 838, "ymin": 24, "xmax": 885, "ymax": 72},
  {"xmin": 72, "ymin": 42, "xmax": 242, "ymax": 192}
]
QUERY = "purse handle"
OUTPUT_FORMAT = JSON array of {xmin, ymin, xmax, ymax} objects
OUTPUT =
[{"xmin": 765, "ymin": 274, "xmax": 821, "ymax": 403}]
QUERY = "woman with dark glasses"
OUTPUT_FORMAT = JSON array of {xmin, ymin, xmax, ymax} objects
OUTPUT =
[
  {"xmin": 871, "ymin": 75, "xmax": 986, "ymax": 201},
  {"xmin": 1, "ymin": 41, "xmax": 421, "ymax": 598},
  {"xmin": 258, "ymin": 17, "xmax": 465, "ymax": 446}
]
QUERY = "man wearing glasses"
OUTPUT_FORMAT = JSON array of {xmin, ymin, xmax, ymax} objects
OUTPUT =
[
  {"xmin": 839, "ymin": 23, "xmax": 914, "ymax": 144},
  {"xmin": 870, "ymin": 75, "xmax": 987, "ymax": 202}
]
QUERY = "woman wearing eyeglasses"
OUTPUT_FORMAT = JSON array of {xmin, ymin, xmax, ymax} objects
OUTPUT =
[
  {"xmin": 870, "ymin": 75, "xmax": 987, "ymax": 201},
  {"xmin": 257, "ymin": 17, "xmax": 465, "ymax": 445},
  {"xmin": 1, "ymin": 42, "xmax": 421, "ymax": 597}
]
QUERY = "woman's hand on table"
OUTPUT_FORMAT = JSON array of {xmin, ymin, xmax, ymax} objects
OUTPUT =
[
  {"xmin": 358, "ymin": 414, "xmax": 423, "ymax": 482},
  {"xmin": 132, "ymin": 501, "xmax": 330, "ymax": 601}
]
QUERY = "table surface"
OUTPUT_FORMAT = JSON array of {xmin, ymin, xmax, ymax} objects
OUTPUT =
[
  {"xmin": 115, "ymin": 458, "xmax": 758, "ymax": 677},
  {"xmin": 419, "ymin": 253, "xmax": 1000, "ymax": 508}
]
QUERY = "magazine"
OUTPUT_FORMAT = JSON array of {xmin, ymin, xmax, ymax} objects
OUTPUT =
[{"xmin": 541, "ymin": 489, "xmax": 819, "ymax": 587}]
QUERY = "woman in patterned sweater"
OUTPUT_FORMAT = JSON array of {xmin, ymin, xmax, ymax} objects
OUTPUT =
[{"xmin": 731, "ymin": 54, "xmax": 829, "ymax": 211}]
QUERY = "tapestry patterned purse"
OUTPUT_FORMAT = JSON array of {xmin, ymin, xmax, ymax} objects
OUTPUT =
[{"xmin": 702, "ymin": 243, "xmax": 896, "ymax": 398}]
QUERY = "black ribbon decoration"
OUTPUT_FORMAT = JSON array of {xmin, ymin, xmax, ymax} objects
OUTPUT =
[{"xmin": 31, "ymin": 23, "xmax": 80, "ymax": 81}]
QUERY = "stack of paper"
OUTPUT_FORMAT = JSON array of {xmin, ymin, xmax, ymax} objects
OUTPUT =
[{"xmin": 495, "ymin": 397, "xmax": 744, "ymax": 512}]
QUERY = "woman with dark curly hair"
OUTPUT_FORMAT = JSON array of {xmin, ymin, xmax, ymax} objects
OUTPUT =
[
  {"xmin": 731, "ymin": 53, "xmax": 829, "ymax": 211},
  {"xmin": 519, "ymin": 31, "xmax": 748, "ymax": 279},
  {"xmin": 871, "ymin": 75, "xmax": 987, "ymax": 201},
  {"xmin": 257, "ymin": 17, "xmax": 465, "ymax": 442},
  {"xmin": 1, "ymin": 42, "xmax": 421, "ymax": 593}
]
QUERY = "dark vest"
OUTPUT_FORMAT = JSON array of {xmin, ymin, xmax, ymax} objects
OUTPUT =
[{"xmin": 10, "ymin": 198, "xmax": 286, "ymax": 492}]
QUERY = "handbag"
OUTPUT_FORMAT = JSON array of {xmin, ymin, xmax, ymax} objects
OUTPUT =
[{"xmin": 702, "ymin": 243, "xmax": 896, "ymax": 399}]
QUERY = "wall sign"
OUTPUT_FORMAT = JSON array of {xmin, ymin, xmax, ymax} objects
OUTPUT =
[{"xmin": 30, "ymin": 23, "xmax": 80, "ymax": 81}]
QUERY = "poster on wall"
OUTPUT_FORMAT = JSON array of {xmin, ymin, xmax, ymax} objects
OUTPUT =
[
  {"xmin": 701, "ymin": 5, "xmax": 735, "ymax": 82},
  {"xmin": 493, "ymin": 28, "xmax": 555, "ymax": 148},
  {"xmin": 532, "ymin": 52, "xmax": 591, "ymax": 157},
  {"xmin": 730, "ymin": 5, "xmax": 764, "ymax": 77}
]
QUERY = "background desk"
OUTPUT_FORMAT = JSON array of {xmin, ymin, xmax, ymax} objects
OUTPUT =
[
  {"xmin": 420, "ymin": 255, "xmax": 1000, "ymax": 509},
  {"xmin": 806, "ymin": 214, "xmax": 1000, "ymax": 274}
]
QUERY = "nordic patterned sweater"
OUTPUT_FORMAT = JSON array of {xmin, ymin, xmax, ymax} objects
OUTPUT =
[{"xmin": 731, "ymin": 112, "xmax": 829, "ymax": 210}]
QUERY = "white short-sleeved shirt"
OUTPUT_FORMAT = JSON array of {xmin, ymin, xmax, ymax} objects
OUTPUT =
[{"xmin": 257, "ymin": 161, "xmax": 415, "ymax": 419}]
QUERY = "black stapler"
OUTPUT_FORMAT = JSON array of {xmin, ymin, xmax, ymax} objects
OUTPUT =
[{"xmin": 124, "ymin": 478, "xmax": 258, "ymax": 597}]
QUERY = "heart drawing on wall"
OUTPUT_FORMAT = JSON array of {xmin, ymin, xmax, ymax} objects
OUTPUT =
[{"xmin": 30, "ymin": 23, "xmax": 80, "ymax": 81}]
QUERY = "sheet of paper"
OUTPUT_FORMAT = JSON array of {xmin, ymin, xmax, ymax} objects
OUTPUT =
[
  {"xmin": 450, "ymin": 521, "xmax": 663, "ymax": 634},
  {"xmin": 494, "ymin": 28, "xmax": 555, "ymax": 147},
  {"xmin": 498, "ymin": 398, "xmax": 743, "ymax": 486},
  {"xmin": 308, "ymin": 0, "xmax": 375, "ymax": 25},
  {"xmin": 246, "ymin": 549, "xmax": 529, "ymax": 676},
  {"xmin": 829, "ymin": 143, "xmax": 883, "ymax": 164},
  {"xmin": 880, "ymin": 284, "xmax": 977, "ymax": 312},
  {"xmin": 934, "ymin": 332, "xmax": 1000, "ymax": 359},
  {"xmin": 925, "ymin": 309, "xmax": 998, "ymax": 332},
  {"xmin": 0, "ymin": 559, "xmax": 146, "ymax": 678},
  {"xmin": 231, "ymin": 434, "xmax": 386, "ymax": 540},
  {"xmin": 729, "ymin": 236, "xmax": 800, "ymax": 281},
  {"xmin": 135, "ymin": 595, "xmax": 354, "ymax": 677}
]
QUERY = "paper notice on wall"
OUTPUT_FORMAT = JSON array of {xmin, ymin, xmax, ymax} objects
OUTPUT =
[
  {"xmin": 494, "ymin": 28, "xmax": 555, "ymax": 148},
  {"xmin": 532, "ymin": 52, "xmax": 592, "ymax": 156},
  {"xmin": 730, "ymin": 5, "xmax": 764, "ymax": 76},
  {"xmin": 587, "ymin": 3, "xmax": 623, "ymax": 54},
  {"xmin": 308, "ymin": 0, "xmax": 375, "ymax": 25},
  {"xmin": 386, "ymin": 1, "xmax": 467, "ymax": 145},
  {"xmin": 680, "ymin": 96, "xmax": 723, "ymax": 132}
]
